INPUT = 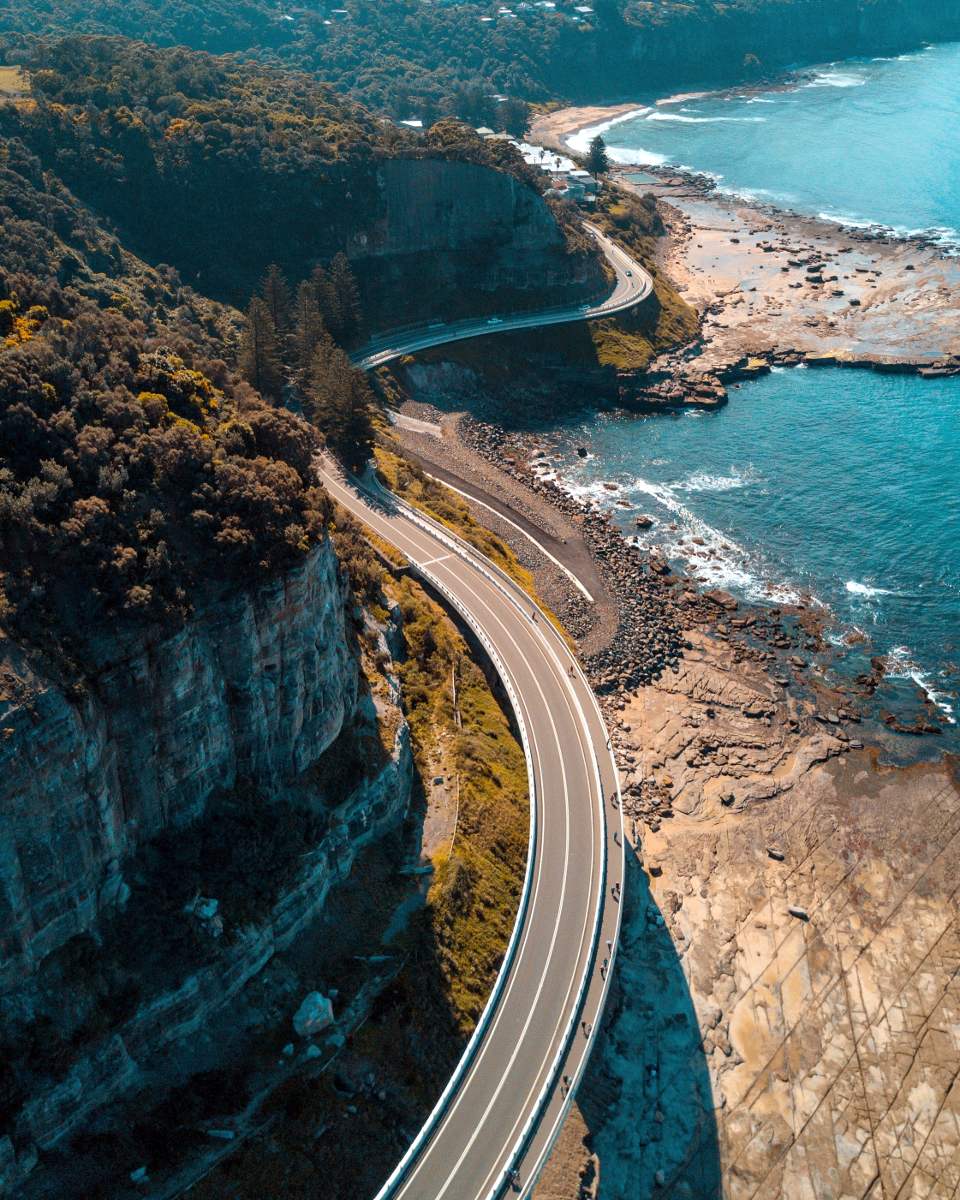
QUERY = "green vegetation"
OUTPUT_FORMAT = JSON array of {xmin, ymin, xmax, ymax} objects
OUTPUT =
[
  {"xmin": 0, "ymin": 274, "xmax": 331, "ymax": 653},
  {"xmin": 0, "ymin": 37, "xmax": 554, "ymax": 309},
  {"xmin": 586, "ymin": 182, "xmax": 699, "ymax": 367},
  {"xmin": 586, "ymin": 132, "xmax": 610, "ymax": 177},
  {"xmin": 390, "ymin": 574, "xmax": 528, "ymax": 1031}
]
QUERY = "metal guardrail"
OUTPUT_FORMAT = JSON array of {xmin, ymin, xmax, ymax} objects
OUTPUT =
[
  {"xmin": 327, "ymin": 216, "xmax": 638, "ymax": 1198},
  {"xmin": 325, "ymin": 464, "xmax": 539, "ymax": 1200}
]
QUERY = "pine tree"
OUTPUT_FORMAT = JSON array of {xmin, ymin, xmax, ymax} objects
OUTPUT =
[
  {"xmin": 586, "ymin": 134, "xmax": 610, "ymax": 177},
  {"xmin": 239, "ymin": 297, "xmax": 284, "ymax": 400},
  {"xmin": 293, "ymin": 279, "xmax": 328, "ymax": 375},
  {"xmin": 330, "ymin": 252, "xmax": 362, "ymax": 345},
  {"xmin": 311, "ymin": 265, "xmax": 342, "ymax": 341},
  {"xmin": 306, "ymin": 340, "xmax": 374, "ymax": 469},
  {"xmin": 260, "ymin": 263, "xmax": 292, "ymax": 338}
]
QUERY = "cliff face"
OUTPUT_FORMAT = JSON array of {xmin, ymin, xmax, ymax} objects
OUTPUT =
[
  {"xmin": 0, "ymin": 539, "xmax": 359, "ymax": 994},
  {"xmin": 0, "ymin": 541, "xmax": 415, "ymax": 1194},
  {"xmin": 352, "ymin": 158, "xmax": 605, "ymax": 326}
]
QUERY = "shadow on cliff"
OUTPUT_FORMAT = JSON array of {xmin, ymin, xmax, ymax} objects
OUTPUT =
[{"xmin": 575, "ymin": 849, "xmax": 721, "ymax": 1200}]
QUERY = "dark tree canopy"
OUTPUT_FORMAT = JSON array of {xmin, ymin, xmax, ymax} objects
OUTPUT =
[{"xmin": 586, "ymin": 134, "xmax": 610, "ymax": 177}]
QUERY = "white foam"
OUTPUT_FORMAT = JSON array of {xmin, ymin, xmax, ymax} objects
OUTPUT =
[
  {"xmin": 565, "ymin": 108, "xmax": 653, "ymax": 156},
  {"xmin": 803, "ymin": 71, "xmax": 867, "ymax": 89},
  {"xmin": 605, "ymin": 144, "xmax": 670, "ymax": 167},
  {"xmin": 885, "ymin": 645, "xmax": 957, "ymax": 723},
  {"xmin": 647, "ymin": 112, "xmax": 767, "ymax": 124},
  {"xmin": 561, "ymin": 468, "xmax": 803, "ymax": 606},
  {"xmin": 676, "ymin": 470, "xmax": 761, "ymax": 493},
  {"xmin": 845, "ymin": 580, "xmax": 895, "ymax": 597},
  {"xmin": 816, "ymin": 208, "xmax": 960, "ymax": 252}
]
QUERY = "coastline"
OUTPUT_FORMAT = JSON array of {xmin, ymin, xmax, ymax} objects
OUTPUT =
[{"xmin": 531, "ymin": 104, "xmax": 960, "ymax": 391}]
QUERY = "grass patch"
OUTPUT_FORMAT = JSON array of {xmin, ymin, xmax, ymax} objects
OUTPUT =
[
  {"xmin": 389, "ymin": 574, "xmax": 528, "ymax": 1032},
  {"xmin": 588, "ymin": 271, "xmax": 699, "ymax": 370}
]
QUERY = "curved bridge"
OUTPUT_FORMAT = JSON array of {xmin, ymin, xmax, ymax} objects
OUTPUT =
[
  {"xmin": 354, "ymin": 223, "xmax": 652, "ymax": 370},
  {"xmin": 325, "ymin": 226, "xmax": 648, "ymax": 1199}
]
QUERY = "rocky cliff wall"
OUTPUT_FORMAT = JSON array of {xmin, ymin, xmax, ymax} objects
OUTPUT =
[
  {"xmin": 0, "ymin": 539, "xmax": 360, "ymax": 995},
  {"xmin": 351, "ymin": 158, "xmax": 605, "ymax": 325}
]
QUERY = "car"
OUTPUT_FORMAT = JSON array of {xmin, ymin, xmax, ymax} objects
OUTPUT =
[
  {"xmin": 580, "ymin": 303, "xmax": 591, "ymax": 311},
  {"xmin": 626, "ymin": 270, "xmax": 633, "ymax": 277},
  {"xmin": 486, "ymin": 316, "xmax": 503, "ymax": 325}
]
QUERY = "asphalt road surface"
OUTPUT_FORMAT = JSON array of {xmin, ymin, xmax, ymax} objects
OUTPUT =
[{"xmin": 318, "ymin": 461, "xmax": 625, "ymax": 1200}]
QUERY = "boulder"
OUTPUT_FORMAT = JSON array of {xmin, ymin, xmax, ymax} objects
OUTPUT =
[
  {"xmin": 293, "ymin": 992, "xmax": 335, "ymax": 1039},
  {"xmin": 704, "ymin": 589, "xmax": 739, "ymax": 611}
]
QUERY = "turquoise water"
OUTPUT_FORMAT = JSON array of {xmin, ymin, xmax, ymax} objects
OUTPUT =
[
  {"xmin": 549, "ymin": 368, "xmax": 960, "ymax": 739},
  {"xmin": 568, "ymin": 42, "xmax": 960, "ymax": 247}
]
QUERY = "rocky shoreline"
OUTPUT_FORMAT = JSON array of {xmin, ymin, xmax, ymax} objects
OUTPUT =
[
  {"xmin": 383, "ymin": 100, "xmax": 960, "ymax": 1189},
  {"xmin": 530, "ymin": 104, "xmax": 960, "ymax": 413},
  {"xmin": 413, "ymin": 415, "xmax": 960, "ymax": 1200}
]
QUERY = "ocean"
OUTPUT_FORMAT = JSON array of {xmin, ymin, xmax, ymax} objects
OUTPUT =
[
  {"xmin": 568, "ymin": 42, "xmax": 960, "ymax": 250},
  {"xmin": 555, "ymin": 46, "xmax": 960, "ymax": 744},
  {"xmin": 545, "ymin": 367, "xmax": 960, "ymax": 746}
]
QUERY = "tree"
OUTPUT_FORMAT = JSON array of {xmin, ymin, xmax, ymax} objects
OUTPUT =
[
  {"xmin": 497, "ymin": 97, "xmax": 530, "ymax": 139},
  {"xmin": 330, "ymin": 252, "xmax": 363, "ymax": 345},
  {"xmin": 240, "ymin": 298, "xmax": 284, "ymax": 400},
  {"xmin": 586, "ymin": 134, "xmax": 610, "ymax": 177},
  {"xmin": 260, "ymin": 263, "xmax": 292, "ymax": 339},
  {"xmin": 306, "ymin": 341, "xmax": 374, "ymax": 469},
  {"xmin": 311, "ymin": 265, "xmax": 341, "ymax": 341},
  {"xmin": 292, "ymin": 280, "xmax": 329, "ymax": 375}
]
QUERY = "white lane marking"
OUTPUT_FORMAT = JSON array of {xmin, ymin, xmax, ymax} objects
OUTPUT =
[
  {"xmin": 323, "ymin": 469, "xmax": 605, "ymax": 1199},
  {"xmin": 420, "ymin": 473, "xmax": 595, "ymax": 604},
  {"xmin": 325, "ymin": 477, "xmax": 581, "ymax": 1159},
  {"xmin": 417, "ymin": 551, "xmax": 451, "ymax": 568}
]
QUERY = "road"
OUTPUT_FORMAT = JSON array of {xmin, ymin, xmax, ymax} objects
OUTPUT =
[
  {"xmin": 320, "ymin": 461, "xmax": 624, "ymax": 1200},
  {"xmin": 354, "ymin": 223, "xmax": 652, "ymax": 370},
  {"xmin": 328, "ymin": 223, "xmax": 645, "ymax": 1198}
]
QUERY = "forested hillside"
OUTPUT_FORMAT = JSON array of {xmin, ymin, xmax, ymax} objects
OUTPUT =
[
  {"xmin": 0, "ymin": 37, "xmax": 558, "ymax": 303},
  {"xmin": 0, "ymin": 33, "xmax": 601, "ymax": 662},
  {"xmin": 0, "ymin": 131, "xmax": 337, "ymax": 662},
  {"xmin": 3, "ymin": 0, "xmax": 958, "ymax": 124}
]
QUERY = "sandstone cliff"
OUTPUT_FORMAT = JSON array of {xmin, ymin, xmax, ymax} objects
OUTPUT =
[
  {"xmin": 352, "ymin": 158, "xmax": 605, "ymax": 326},
  {"xmin": 0, "ymin": 539, "xmax": 415, "ymax": 1195},
  {"xmin": 0, "ymin": 538, "xmax": 363, "ymax": 993}
]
